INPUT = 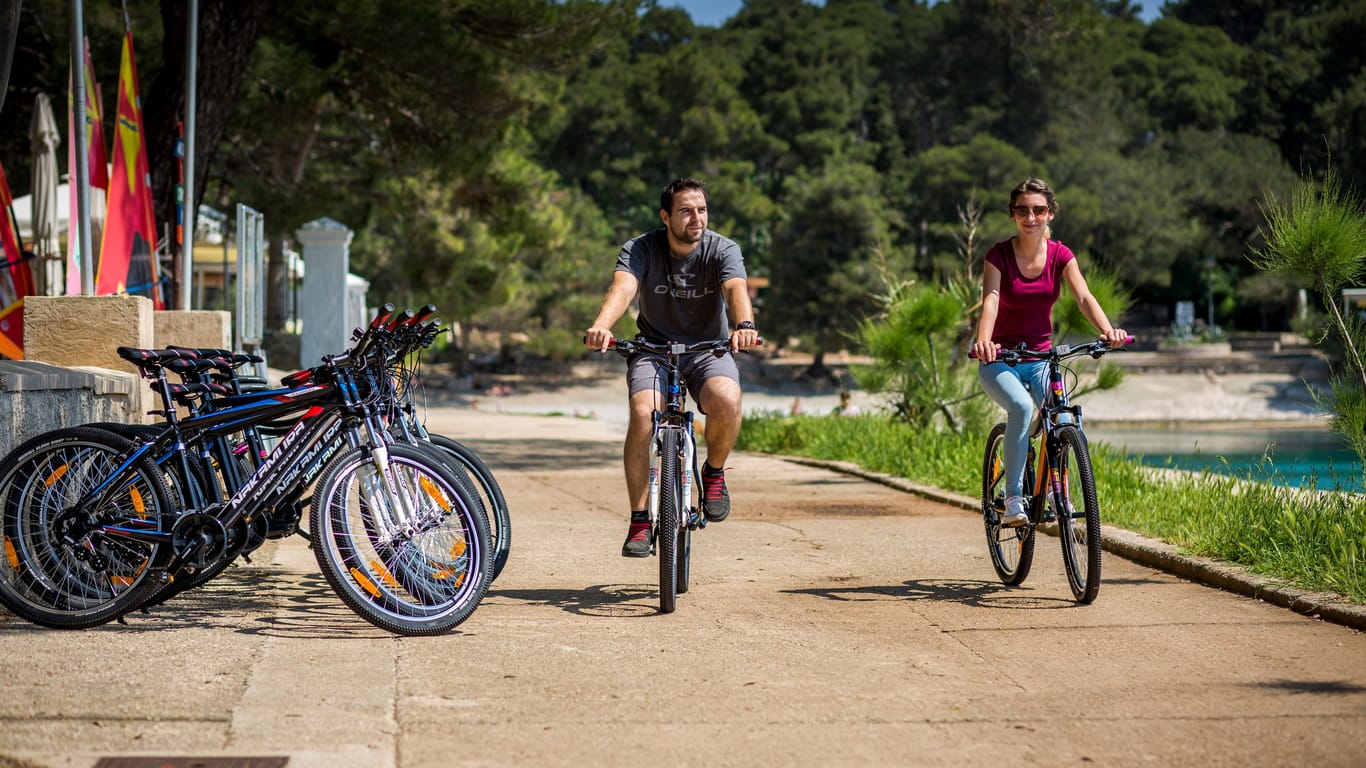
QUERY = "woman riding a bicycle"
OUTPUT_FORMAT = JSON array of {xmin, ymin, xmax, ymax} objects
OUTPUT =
[{"xmin": 972, "ymin": 178, "xmax": 1129, "ymax": 528}]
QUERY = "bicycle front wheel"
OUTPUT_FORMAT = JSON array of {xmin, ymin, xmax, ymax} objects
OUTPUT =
[
  {"xmin": 982, "ymin": 423, "xmax": 1034, "ymax": 586},
  {"xmin": 657, "ymin": 430, "xmax": 679, "ymax": 614},
  {"xmin": 1053, "ymin": 425, "xmax": 1102, "ymax": 603},
  {"xmin": 425, "ymin": 434, "xmax": 510, "ymax": 583},
  {"xmin": 310, "ymin": 443, "xmax": 491, "ymax": 636},
  {"xmin": 0, "ymin": 427, "xmax": 173, "ymax": 628}
]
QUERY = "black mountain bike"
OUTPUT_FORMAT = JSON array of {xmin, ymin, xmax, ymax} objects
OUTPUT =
[
  {"xmin": 0, "ymin": 306, "xmax": 491, "ymax": 634},
  {"xmin": 977, "ymin": 337, "xmax": 1128, "ymax": 604}
]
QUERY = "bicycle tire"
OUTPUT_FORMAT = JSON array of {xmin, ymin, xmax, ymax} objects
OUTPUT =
[
  {"xmin": 982, "ymin": 422, "xmax": 1035, "ymax": 586},
  {"xmin": 657, "ymin": 430, "xmax": 680, "ymax": 614},
  {"xmin": 677, "ymin": 525, "xmax": 691, "ymax": 595},
  {"xmin": 1053, "ymin": 425, "xmax": 1102, "ymax": 603},
  {"xmin": 309, "ymin": 443, "xmax": 492, "ymax": 636},
  {"xmin": 424, "ymin": 433, "xmax": 510, "ymax": 583},
  {"xmin": 0, "ymin": 426, "xmax": 174, "ymax": 628}
]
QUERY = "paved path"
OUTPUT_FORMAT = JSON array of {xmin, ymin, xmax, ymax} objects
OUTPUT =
[{"xmin": 1, "ymin": 407, "xmax": 1363, "ymax": 767}]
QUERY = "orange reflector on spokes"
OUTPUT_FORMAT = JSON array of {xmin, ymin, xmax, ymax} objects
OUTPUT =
[
  {"xmin": 4, "ymin": 537, "xmax": 21, "ymax": 571},
  {"xmin": 371, "ymin": 559, "xmax": 400, "ymax": 589},
  {"xmin": 44, "ymin": 463, "xmax": 70, "ymax": 488},
  {"xmin": 130, "ymin": 486, "xmax": 147, "ymax": 518},
  {"xmin": 419, "ymin": 476, "xmax": 452, "ymax": 511},
  {"xmin": 350, "ymin": 567, "xmax": 381, "ymax": 598}
]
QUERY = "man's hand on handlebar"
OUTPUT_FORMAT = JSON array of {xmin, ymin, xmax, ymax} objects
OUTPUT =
[
  {"xmin": 584, "ymin": 327, "xmax": 614, "ymax": 353},
  {"xmin": 730, "ymin": 326, "xmax": 760, "ymax": 353}
]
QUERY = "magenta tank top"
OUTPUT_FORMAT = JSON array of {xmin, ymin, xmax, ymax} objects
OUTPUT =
[{"xmin": 984, "ymin": 238, "xmax": 1075, "ymax": 352}]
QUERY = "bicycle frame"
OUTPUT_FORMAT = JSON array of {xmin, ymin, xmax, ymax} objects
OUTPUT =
[
  {"xmin": 645, "ymin": 343, "xmax": 702, "ymax": 533},
  {"xmin": 61, "ymin": 360, "xmax": 390, "ymax": 579},
  {"xmin": 979, "ymin": 337, "xmax": 1128, "ymax": 603}
]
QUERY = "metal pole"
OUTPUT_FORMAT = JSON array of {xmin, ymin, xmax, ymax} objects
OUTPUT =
[
  {"xmin": 71, "ymin": 0, "xmax": 94, "ymax": 294},
  {"xmin": 179, "ymin": 0, "xmax": 198, "ymax": 310}
]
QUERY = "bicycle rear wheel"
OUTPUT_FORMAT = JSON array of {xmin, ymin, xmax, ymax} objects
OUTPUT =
[
  {"xmin": 425, "ymin": 434, "xmax": 510, "ymax": 583},
  {"xmin": 0, "ymin": 427, "xmax": 173, "ymax": 628},
  {"xmin": 982, "ymin": 422, "xmax": 1034, "ymax": 586},
  {"xmin": 310, "ymin": 443, "xmax": 491, "ymax": 635},
  {"xmin": 1052, "ymin": 425, "xmax": 1102, "ymax": 603},
  {"xmin": 657, "ymin": 430, "xmax": 679, "ymax": 614}
]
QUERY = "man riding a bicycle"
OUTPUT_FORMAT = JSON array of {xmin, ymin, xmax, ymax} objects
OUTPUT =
[{"xmin": 584, "ymin": 178, "xmax": 760, "ymax": 557}]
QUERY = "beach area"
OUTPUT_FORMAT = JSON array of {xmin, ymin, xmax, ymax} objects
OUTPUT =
[{"xmin": 422, "ymin": 352, "xmax": 1330, "ymax": 427}]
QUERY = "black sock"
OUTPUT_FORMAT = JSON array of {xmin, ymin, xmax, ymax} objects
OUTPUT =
[
  {"xmin": 703, "ymin": 463, "xmax": 724, "ymax": 476},
  {"xmin": 630, "ymin": 509, "xmax": 648, "ymax": 523}
]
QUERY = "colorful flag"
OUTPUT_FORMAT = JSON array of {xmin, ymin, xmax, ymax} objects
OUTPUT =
[
  {"xmin": 0, "ymin": 160, "xmax": 29, "ymax": 359},
  {"xmin": 66, "ymin": 36, "xmax": 108, "ymax": 296},
  {"xmin": 98, "ymin": 29, "xmax": 160, "ymax": 307}
]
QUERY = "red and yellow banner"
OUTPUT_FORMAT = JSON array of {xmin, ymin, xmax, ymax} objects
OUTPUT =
[
  {"xmin": 98, "ymin": 29, "xmax": 160, "ymax": 307},
  {"xmin": 0, "ymin": 160, "xmax": 29, "ymax": 359}
]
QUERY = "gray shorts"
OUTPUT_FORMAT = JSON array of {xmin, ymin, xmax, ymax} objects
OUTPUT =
[{"xmin": 627, "ymin": 349, "xmax": 740, "ymax": 414}]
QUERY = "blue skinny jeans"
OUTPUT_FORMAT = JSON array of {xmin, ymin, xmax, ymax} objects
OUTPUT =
[{"xmin": 978, "ymin": 360, "xmax": 1048, "ymax": 498}]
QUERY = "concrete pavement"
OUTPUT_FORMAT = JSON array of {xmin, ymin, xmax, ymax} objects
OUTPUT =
[{"xmin": 1, "ymin": 406, "xmax": 1363, "ymax": 767}]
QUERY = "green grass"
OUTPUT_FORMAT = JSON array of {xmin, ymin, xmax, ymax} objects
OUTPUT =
[{"xmin": 737, "ymin": 412, "xmax": 1366, "ymax": 603}]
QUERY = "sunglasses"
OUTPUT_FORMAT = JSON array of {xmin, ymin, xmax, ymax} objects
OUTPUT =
[{"xmin": 1012, "ymin": 205, "xmax": 1050, "ymax": 219}]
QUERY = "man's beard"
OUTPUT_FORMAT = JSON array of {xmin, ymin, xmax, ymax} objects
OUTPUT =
[{"xmin": 672, "ymin": 222, "xmax": 704, "ymax": 244}]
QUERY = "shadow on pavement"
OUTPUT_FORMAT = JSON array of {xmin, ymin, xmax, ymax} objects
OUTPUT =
[
  {"xmin": 783, "ymin": 579, "xmax": 1079, "ymax": 610},
  {"xmin": 1251, "ymin": 679, "xmax": 1366, "ymax": 696},
  {"xmin": 454, "ymin": 438, "xmax": 620, "ymax": 472},
  {"xmin": 489, "ymin": 584, "xmax": 663, "ymax": 618}
]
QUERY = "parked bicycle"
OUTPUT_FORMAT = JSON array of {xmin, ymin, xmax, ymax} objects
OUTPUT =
[
  {"xmin": 600, "ymin": 337, "xmax": 757, "ymax": 613},
  {"xmin": 975, "ymin": 337, "xmax": 1129, "ymax": 603},
  {"xmin": 0, "ymin": 305, "xmax": 493, "ymax": 635}
]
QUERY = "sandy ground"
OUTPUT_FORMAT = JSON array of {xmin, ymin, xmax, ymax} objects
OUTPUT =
[{"xmin": 405, "ymin": 357, "xmax": 1329, "ymax": 430}]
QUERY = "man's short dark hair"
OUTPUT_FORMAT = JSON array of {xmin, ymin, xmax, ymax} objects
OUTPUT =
[{"xmin": 660, "ymin": 178, "xmax": 707, "ymax": 215}]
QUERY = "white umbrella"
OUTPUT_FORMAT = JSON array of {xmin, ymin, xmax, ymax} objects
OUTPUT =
[{"xmin": 28, "ymin": 92, "xmax": 62, "ymax": 296}]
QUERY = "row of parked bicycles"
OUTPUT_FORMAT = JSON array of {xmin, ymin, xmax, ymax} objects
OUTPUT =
[{"xmin": 0, "ymin": 303, "xmax": 509, "ymax": 636}]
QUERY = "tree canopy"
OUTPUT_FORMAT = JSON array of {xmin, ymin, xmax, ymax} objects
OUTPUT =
[{"xmin": 2, "ymin": 0, "xmax": 1362, "ymax": 362}]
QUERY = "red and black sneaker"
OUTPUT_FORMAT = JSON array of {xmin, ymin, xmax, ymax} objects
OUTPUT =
[
  {"xmin": 621, "ymin": 512, "xmax": 651, "ymax": 558},
  {"xmin": 701, "ymin": 464, "xmax": 730, "ymax": 523}
]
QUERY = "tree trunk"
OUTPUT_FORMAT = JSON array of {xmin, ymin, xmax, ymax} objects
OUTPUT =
[{"xmin": 144, "ymin": 0, "xmax": 270, "ymax": 307}]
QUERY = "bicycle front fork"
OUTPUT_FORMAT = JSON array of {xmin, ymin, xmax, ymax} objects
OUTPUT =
[{"xmin": 647, "ymin": 422, "xmax": 703, "ymax": 531}]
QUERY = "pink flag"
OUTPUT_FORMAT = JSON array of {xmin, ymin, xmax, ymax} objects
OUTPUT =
[{"xmin": 66, "ymin": 36, "xmax": 108, "ymax": 295}]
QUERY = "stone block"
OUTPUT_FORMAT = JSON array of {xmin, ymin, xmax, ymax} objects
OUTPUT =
[
  {"xmin": 0, "ymin": 360, "xmax": 137, "ymax": 461},
  {"xmin": 23, "ymin": 295, "xmax": 154, "ymax": 421},
  {"xmin": 154, "ymin": 310, "xmax": 232, "ymax": 352}
]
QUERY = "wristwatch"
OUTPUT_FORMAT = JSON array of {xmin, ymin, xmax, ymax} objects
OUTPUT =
[{"xmin": 735, "ymin": 321, "xmax": 757, "ymax": 331}]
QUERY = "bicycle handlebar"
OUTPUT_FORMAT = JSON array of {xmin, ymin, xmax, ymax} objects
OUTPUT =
[
  {"xmin": 590, "ymin": 336, "xmax": 765, "ymax": 357},
  {"xmin": 969, "ymin": 336, "xmax": 1134, "ymax": 364}
]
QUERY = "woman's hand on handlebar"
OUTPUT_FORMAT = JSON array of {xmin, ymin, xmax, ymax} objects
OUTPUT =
[
  {"xmin": 971, "ymin": 338, "xmax": 999, "ymax": 363},
  {"xmin": 584, "ymin": 327, "xmax": 614, "ymax": 353},
  {"xmin": 1100, "ymin": 328, "xmax": 1131, "ymax": 347}
]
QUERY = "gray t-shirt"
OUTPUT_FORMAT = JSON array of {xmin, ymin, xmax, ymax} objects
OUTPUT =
[{"xmin": 615, "ymin": 228, "xmax": 746, "ymax": 343}]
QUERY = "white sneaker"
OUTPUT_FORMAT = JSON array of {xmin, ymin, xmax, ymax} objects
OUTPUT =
[{"xmin": 1000, "ymin": 496, "xmax": 1029, "ymax": 527}]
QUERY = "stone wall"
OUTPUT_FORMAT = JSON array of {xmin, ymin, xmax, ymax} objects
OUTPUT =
[
  {"xmin": 0, "ymin": 361, "xmax": 136, "ymax": 461},
  {"xmin": 0, "ymin": 299, "xmax": 236, "ymax": 462}
]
